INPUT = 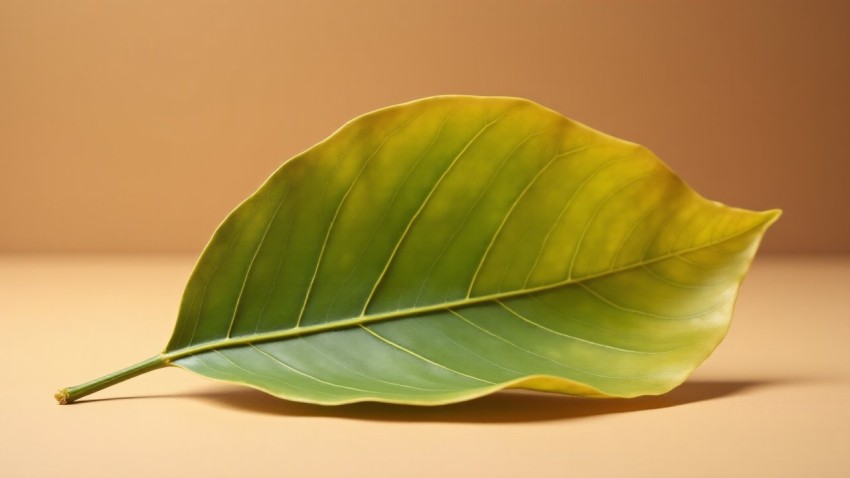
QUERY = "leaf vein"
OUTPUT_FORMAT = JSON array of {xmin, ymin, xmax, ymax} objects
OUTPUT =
[
  {"xmin": 165, "ymin": 218, "xmax": 768, "ymax": 361},
  {"xmin": 641, "ymin": 264, "xmax": 720, "ymax": 290},
  {"xmin": 359, "ymin": 325, "xmax": 494, "ymax": 385},
  {"xmin": 360, "ymin": 104, "xmax": 522, "ymax": 315},
  {"xmin": 249, "ymin": 345, "xmax": 398, "ymax": 396},
  {"xmin": 495, "ymin": 300, "xmax": 688, "ymax": 355},
  {"xmin": 295, "ymin": 106, "xmax": 429, "ymax": 327},
  {"xmin": 566, "ymin": 170, "xmax": 661, "ymax": 280},
  {"xmin": 296, "ymin": 337, "xmax": 456, "ymax": 393},
  {"xmin": 522, "ymin": 154, "xmax": 640, "ymax": 288},
  {"xmin": 466, "ymin": 142, "xmax": 601, "ymax": 297},
  {"xmin": 208, "ymin": 350, "xmax": 339, "ymax": 399},
  {"xmin": 447, "ymin": 309, "xmax": 667, "ymax": 380},
  {"xmin": 608, "ymin": 190, "xmax": 667, "ymax": 271},
  {"xmin": 227, "ymin": 188, "xmax": 289, "ymax": 338},
  {"xmin": 415, "ymin": 128, "xmax": 548, "ymax": 306},
  {"xmin": 578, "ymin": 283, "xmax": 729, "ymax": 320},
  {"xmin": 322, "ymin": 109, "xmax": 454, "ymax": 319}
]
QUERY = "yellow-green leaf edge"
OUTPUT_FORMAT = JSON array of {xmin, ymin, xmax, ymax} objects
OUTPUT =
[{"xmin": 159, "ymin": 95, "xmax": 780, "ymax": 406}]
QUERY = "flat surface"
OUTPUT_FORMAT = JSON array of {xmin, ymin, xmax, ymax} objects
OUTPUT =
[{"xmin": 1, "ymin": 255, "xmax": 848, "ymax": 477}]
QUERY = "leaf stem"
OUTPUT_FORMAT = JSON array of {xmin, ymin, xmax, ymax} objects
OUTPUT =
[{"xmin": 55, "ymin": 355, "xmax": 168, "ymax": 405}]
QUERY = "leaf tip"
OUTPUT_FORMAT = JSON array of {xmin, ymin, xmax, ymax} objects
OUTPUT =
[
  {"xmin": 747, "ymin": 208, "xmax": 781, "ymax": 234},
  {"xmin": 758, "ymin": 209, "xmax": 783, "ymax": 237},
  {"xmin": 54, "ymin": 388, "xmax": 69, "ymax": 405},
  {"xmin": 763, "ymin": 208, "xmax": 783, "ymax": 224}
]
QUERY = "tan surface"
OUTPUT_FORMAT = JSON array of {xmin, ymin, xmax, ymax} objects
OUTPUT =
[
  {"xmin": 0, "ymin": 254, "xmax": 847, "ymax": 477},
  {"xmin": 1, "ymin": 0, "xmax": 849, "ymax": 254}
]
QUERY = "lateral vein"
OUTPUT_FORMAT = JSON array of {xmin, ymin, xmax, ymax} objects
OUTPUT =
[{"xmin": 164, "ymin": 217, "xmax": 769, "ymax": 362}]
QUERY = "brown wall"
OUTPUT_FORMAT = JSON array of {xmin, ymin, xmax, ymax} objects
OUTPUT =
[{"xmin": 1, "ymin": 0, "xmax": 848, "ymax": 253}]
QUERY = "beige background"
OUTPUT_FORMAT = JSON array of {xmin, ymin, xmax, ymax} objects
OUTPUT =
[{"xmin": 1, "ymin": 0, "xmax": 848, "ymax": 253}]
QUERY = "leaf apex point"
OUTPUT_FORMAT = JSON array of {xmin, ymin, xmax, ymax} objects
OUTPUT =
[{"xmin": 760, "ymin": 208, "xmax": 783, "ymax": 227}]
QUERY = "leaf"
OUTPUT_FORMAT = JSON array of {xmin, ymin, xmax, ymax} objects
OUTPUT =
[{"xmin": 57, "ymin": 96, "xmax": 779, "ymax": 406}]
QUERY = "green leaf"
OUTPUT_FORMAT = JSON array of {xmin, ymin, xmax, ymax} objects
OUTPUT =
[{"xmin": 57, "ymin": 96, "xmax": 779, "ymax": 406}]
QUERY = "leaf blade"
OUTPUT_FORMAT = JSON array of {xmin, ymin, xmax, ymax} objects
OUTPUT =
[{"xmin": 163, "ymin": 95, "xmax": 778, "ymax": 405}]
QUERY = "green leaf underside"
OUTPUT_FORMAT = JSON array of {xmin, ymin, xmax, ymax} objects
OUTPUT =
[{"xmin": 164, "ymin": 96, "xmax": 778, "ymax": 405}]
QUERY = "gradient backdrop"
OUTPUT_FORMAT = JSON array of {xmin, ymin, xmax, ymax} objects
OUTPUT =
[{"xmin": 2, "ymin": 0, "xmax": 848, "ymax": 253}]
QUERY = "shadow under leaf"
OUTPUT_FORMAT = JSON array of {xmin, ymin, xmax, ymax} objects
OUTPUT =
[{"xmin": 77, "ymin": 379, "xmax": 777, "ymax": 423}]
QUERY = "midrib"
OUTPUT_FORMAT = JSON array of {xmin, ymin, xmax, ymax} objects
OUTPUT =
[{"xmin": 162, "ymin": 216, "xmax": 771, "ymax": 363}]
